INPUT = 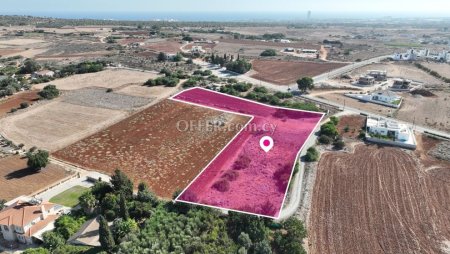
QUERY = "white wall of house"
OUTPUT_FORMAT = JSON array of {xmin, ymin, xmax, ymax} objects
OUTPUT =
[{"xmin": 1, "ymin": 225, "xmax": 16, "ymax": 241}]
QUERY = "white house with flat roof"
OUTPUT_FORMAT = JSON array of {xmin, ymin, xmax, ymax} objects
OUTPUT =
[
  {"xmin": 345, "ymin": 90, "xmax": 402, "ymax": 108},
  {"xmin": 365, "ymin": 116, "xmax": 416, "ymax": 149}
]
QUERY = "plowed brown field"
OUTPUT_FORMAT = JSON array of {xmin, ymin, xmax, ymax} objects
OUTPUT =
[
  {"xmin": 0, "ymin": 90, "xmax": 40, "ymax": 117},
  {"xmin": 251, "ymin": 60, "xmax": 347, "ymax": 85},
  {"xmin": 53, "ymin": 99, "xmax": 250, "ymax": 199},
  {"xmin": 0, "ymin": 156, "xmax": 70, "ymax": 201},
  {"xmin": 309, "ymin": 142, "xmax": 450, "ymax": 254}
]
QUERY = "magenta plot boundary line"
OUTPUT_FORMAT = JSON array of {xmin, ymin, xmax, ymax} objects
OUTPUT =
[{"xmin": 170, "ymin": 87, "xmax": 324, "ymax": 219}]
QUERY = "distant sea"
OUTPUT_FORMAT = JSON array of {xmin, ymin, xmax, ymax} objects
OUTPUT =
[{"xmin": 2, "ymin": 11, "xmax": 449, "ymax": 22}]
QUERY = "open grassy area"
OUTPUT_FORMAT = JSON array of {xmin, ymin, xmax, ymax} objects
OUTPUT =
[{"xmin": 49, "ymin": 185, "xmax": 88, "ymax": 207}]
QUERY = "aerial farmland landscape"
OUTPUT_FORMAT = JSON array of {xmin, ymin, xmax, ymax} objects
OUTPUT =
[{"xmin": 0, "ymin": 1, "xmax": 449, "ymax": 254}]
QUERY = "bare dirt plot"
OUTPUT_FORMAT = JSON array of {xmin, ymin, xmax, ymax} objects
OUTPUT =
[
  {"xmin": 0, "ymin": 155, "xmax": 70, "ymax": 201},
  {"xmin": 351, "ymin": 62, "xmax": 443, "ymax": 86},
  {"xmin": 336, "ymin": 115, "xmax": 365, "ymax": 139},
  {"xmin": 219, "ymin": 38, "xmax": 321, "ymax": 50},
  {"xmin": 0, "ymin": 90, "xmax": 40, "ymax": 117},
  {"xmin": 396, "ymin": 91, "xmax": 450, "ymax": 132},
  {"xmin": 309, "ymin": 144, "xmax": 450, "ymax": 254},
  {"xmin": 317, "ymin": 92, "xmax": 394, "ymax": 115},
  {"xmin": 34, "ymin": 69, "xmax": 159, "ymax": 91},
  {"xmin": 116, "ymin": 85, "xmax": 170, "ymax": 99},
  {"xmin": 0, "ymin": 39, "xmax": 46, "ymax": 46},
  {"xmin": 143, "ymin": 40, "xmax": 182, "ymax": 54},
  {"xmin": 63, "ymin": 87, "xmax": 152, "ymax": 110},
  {"xmin": 53, "ymin": 99, "xmax": 251, "ymax": 199},
  {"xmin": 0, "ymin": 101, "xmax": 128, "ymax": 151},
  {"xmin": 0, "ymin": 48, "xmax": 23, "ymax": 56},
  {"xmin": 422, "ymin": 62, "xmax": 450, "ymax": 78},
  {"xmin": 251, "ymin": 60, "xmax": 347, "ymax": 85}
]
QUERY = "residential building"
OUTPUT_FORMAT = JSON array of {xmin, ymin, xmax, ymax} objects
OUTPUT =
[
  {"xmin": 391, "ymin": 78, "xmax": 412, "ymax": 90},
  {"xmin": 0, "ymin": 199, "xmax": 61, "ymax": 245},
  {"xmin": 191, "ymin": 45, "xmax": 205, "ymax": 54},
  {"xmin": 367, "ymin": 70, "xmax": 387, "ymax": 81},
  {"xmin": 358, "ymin": 75, "xmax": 375, "ymax": 86},
  {"xmin": 366, "ymin": 117, "xmax": 415, "ymax": 145},
  {"xmin": 284, "ymin": 48, "xmax": 295, "ymax": 52},
  {"xmin": 371, "ymin": 90, "xmax": 401, "ymax": 104},
  {"xmin": 392, "ymin": 49, "xmax": 418, "ymax": 61}
]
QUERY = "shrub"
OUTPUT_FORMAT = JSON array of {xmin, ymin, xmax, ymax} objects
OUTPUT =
[
  {"xmin": 305, "ymin": 147, "xmax": 319, "ymax": 162},
  {"xmin": 38, "ymin": 85, "xmax": 60, "ymax": 100},
  {"xmin": 221, "ymin": 171, "xmax": 239, "ymax": 181},
  {"xmin": 106, "ymin": 88, "xmax": 113, "ymax": 93},
  {"xmin": 260, "ymin": 49, "xmax": 277, "ymax": 57},
  {"xmin": 232, "ymin": 82, "xmax": 252, "ymax": 92},
  {"xmin": 333, "ymin": 139, "xmax": 345, "ymax": 150},
  {"xmin": 225, "ymin": 59, "xmax": 252, "ymax": 74},
  {"xmin": 253, "ymin": 86, "xmax": 268, "ymax": 93},
  {"xmin": 329, "ymin": 116, "xmax": 339, "ymax": 125},
  {"xmin": 274, "ymin": 91, "xmax": 293, "ymax": 99},
  {"xmin": 318, "ymin": 135, "xmax": 333, "ymax": 144},
  {"xmin": 19, "ymin": 102, "xmax": 29, "ymax": 109},
  {"xmin": 320, "ymin": 122, "xmax": 338, "ymax": 137},
  {"xmin": 212, "ymin": 179, "xmax": 230, "ymax": 192}
]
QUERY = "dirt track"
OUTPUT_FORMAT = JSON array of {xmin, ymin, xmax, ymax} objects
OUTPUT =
[{"xmin": 309, "ymin": 143, "xmax": 450, "ymax": 254}]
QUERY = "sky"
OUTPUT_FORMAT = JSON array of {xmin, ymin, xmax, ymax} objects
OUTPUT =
[{"xmin": 1, "ymin": 0, "xmax": 448, "ymax": 19}]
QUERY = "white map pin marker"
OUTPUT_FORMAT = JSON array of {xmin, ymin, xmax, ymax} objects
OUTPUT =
[{"xmin": 260, "ymin": 136, "xmax": 274, "ymax": 153}]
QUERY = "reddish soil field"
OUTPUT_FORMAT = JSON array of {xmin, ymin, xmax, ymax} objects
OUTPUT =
[
  {"xmin": 336, "ymin": 115, "xmax": 366, "ymax": 139},
  {"xmin": 0, "ymin": 48, "xmax": 23, "ymax": 56},
  {"xmin": 0, "ymin": 90, "xmax": 40, "ymax": 117},
  {"xmin": 144, "ymin": 40, "xmax": 182, "ymax": 54},
  {"xmin": 309, "ymin": 143, "xmax": 450, "ymax": 254},
  {"xmin": 251, "ymin": 60, "xmax": 347, "ymax": 85},
  {"xmin": 0, "ymin": 156, "xmax": 70, "ymax": 201},
  {"xmin": 219, "ymin": 39, "xmax": 321, "ymax": 50},
  {"xmin": 53, "ymin": 99, "xmax": 250, "ymax": 199}
]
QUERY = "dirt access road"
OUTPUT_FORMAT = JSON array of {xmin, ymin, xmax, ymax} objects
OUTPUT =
[{"xmin": 309, "ymin": 140, "xmax": 450, "ymax": 254}]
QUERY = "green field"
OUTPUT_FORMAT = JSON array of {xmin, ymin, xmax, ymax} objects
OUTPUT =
[{"xmin": 49, "ymin": 185, "xmax": 88, "ymax": 207}]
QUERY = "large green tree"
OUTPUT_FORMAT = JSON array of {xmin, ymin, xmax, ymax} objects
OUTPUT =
[
  {"xmin": 99, "ymin": 215, "xmax": 116, "ymax": 253},
  {"xmin": 297, "ymin": 77, "xmax": 314, "ymax": 93},
  {"xmin": 26, "ymin": 149, "xmax": 49, "ymax": 170},
  {"xmin": 110, "ymin": 169, "xmax": 134, "ymax": 199}
]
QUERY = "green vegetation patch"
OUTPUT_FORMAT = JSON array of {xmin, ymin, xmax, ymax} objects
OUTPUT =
[{"xmin": 50, "ymin": 185, "xmax": 89, "ymax": 207}]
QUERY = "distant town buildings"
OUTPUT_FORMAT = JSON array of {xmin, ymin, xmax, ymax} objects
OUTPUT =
[
  {"xmin": 31, "ymin": 70, "xmax": 55, "ymax": 79},
  {"xmin": 393, "ymin": 48, "xmax": 450, "ymax": 62}
]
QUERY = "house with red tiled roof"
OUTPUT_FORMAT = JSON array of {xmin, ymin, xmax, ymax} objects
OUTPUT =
[{"xmin": 0, "ymin": 200, "xmax": 60, "ymax": 244}]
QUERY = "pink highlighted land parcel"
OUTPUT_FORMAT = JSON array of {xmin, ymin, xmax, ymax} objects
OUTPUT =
[{"xmin": 172, "ymin": 88, "xmax": 323, "ymax": 218}]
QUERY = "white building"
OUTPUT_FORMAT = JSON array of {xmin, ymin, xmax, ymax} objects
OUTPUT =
[
  {"xmin": 31, "ymin": 70, "xmax": 55, "ymax": 79},
  {"xmin": 345, "ymin": 90, "xmax": 402, "ymax": 108},
  {"xmin": 392, "ymin": 49, "xmax": 418, "ymax": 61},
  {"xmin": 0, "ymin": 199, "xmax": 60, "ymax": 245},
  {"xmin": 366, "ymin": 117, "xmax": 412, "ymax": 143},
  {"xmin": 371, "ymin": 90, "xmax": 401, "ymax": 104},
  {"xmin": 191, "ymin": 45, "xmax": 205, "ymax": 54}
]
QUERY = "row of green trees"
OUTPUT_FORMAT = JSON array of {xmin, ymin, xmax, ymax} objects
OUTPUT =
[{"xmin": 25, "ymin": 168, "xmax": 309, "ymax": 254}]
